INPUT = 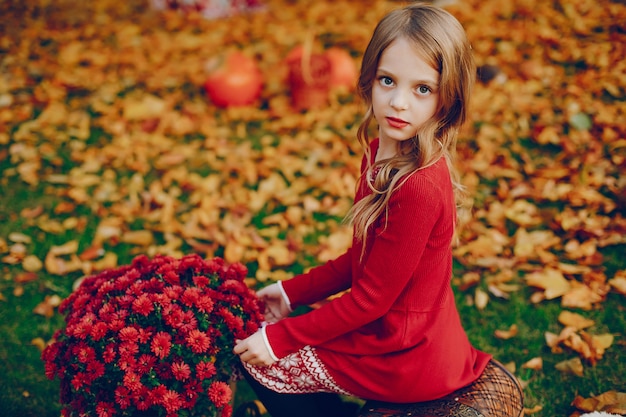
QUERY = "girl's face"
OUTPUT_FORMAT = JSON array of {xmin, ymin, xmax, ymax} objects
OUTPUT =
[{"xmin": 372, "ymin": 36, "xmax": 440, "ymax": 158}]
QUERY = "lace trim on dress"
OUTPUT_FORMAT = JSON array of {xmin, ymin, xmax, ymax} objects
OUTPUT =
[{"xmin": 242, "ymin": 345, "xmax": 353, "ymax": 396}]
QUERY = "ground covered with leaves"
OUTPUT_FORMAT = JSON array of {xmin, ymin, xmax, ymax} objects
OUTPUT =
[{"xmin": 0, "ymin": 0, "xmax": 625, "ymax": 416}]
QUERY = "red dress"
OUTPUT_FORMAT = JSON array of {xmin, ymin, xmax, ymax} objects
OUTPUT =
[{"xmin": 245, "ymin": 139, "xmax": 491, "ymax": 402}]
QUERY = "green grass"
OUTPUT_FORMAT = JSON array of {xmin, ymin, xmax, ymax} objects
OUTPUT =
[{"xmin": 458, "ymin": 289, "xmax": 626, "ymax": 416}]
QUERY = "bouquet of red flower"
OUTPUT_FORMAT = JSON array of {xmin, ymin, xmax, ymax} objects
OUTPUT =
[{"xmin": 42, "ymin": 253, "xmax": 264, "ymax": 417}]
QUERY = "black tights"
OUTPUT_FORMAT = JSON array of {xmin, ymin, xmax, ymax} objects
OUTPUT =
[{"xmin": 241, "ymin": 365, "xmax": 359, "ymax": 417}]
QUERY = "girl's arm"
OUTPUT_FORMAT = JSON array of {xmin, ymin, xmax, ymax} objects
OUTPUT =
[
  {"xmin": 265, "ymin": 172, "xmax": 450, "ymax": 358},
  {"xmin": 280, "ymin": 248, "xmax": 353, "ymax": 308},
  {"xmin": 234, "ymin": 252, "xmax": 353, "ymax": 366}
]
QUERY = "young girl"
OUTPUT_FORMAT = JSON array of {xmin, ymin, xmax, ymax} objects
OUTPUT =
[{"xmin": 234, "ymin": 3, "xmax": 524, "ymax": 417}]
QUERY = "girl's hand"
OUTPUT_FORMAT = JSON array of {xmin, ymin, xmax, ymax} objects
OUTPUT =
[
  {"xmin": 234, "ymin": 331, "xmax": 276, "ymax": 366},
  {"xmin": 257, "ymin": 283, "xmax": 291, "ymax": 323}
]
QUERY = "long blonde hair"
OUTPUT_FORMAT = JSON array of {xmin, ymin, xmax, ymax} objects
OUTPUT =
[{"xmin": 346, "ymin": 3, "xmax": 475, "ymax": 245}]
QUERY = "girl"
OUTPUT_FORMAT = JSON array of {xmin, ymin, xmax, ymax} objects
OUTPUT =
[{"xmin": 234, "ymin": 3, "xmax": 524, "ymax": 417}]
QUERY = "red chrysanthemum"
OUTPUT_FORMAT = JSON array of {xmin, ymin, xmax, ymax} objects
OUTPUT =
[
  {"xmin": 155, "ymin": 361, "xmax": 174, "ymax": 380},
  {"xmin": 96, "ymin": 281, "xmax": 115, "ymax": 297},
  {"xmin": 183, "ymin": 379, "xmax": 202, "ymax": 407},
  {"xmin": 186, "ymin": 329, "xmax": 211, "ymax": 354},
  {"xmin": 137, "ymin": 327, "xmax": 153, "ymax": 344},
  {"xmin": 71, "ymin": 372, "xmax": 89, "ymax": 390},
  {"xmin": 151, "ymin": 332, "xmax": 172, "ymax": 359},
  {"xmin": 192, "ymin": 275, "xmax": 209, "ymax": 287},
  {"xmin": 73, "ymin": 343, "xmax": 96, "ymax": 364},
  {"xmin": 163, "ymin": 304, "xmax": 183, "ymax": 327},
  {"xmin": 161, "ymin": 389, "xmax": 184, "ymax": 414},
  {"xmin": 221, "ymin": 404, "xmax": 233, "ymax": 417},
  {"xmin": 149, "ymin": 384, "xmax": 168, "ymax": 405},
  {"xmin": 87, "ymin": 360, "xmax": 105, "ymax": 379},
  {"xmin": 44, "ymin": 360, "xmax": 57, "ymax": 380},
  {"xmin": 41, "ymin": 254, "xmax": 264, "ymax": 417},
  {"xmin": 171, "ymin": 361, "xmax": 191, "ymax": 381},
  {"xmin": 133, "ymin": 387, "xmax": 152, "ymax": 411},
  {"xmin": 177, "ymin": 310, "xmax": 198, "ymax": 332},
  {"xmin": 196, "ymin": 361, "xmax": 217, "ymax": 380},
  {"xmin": 108, "ymin": 319, "xmax": 125, "ymax": 332},
  {"xmin": 196, "ymin": 294, "xmax": 214, "ymax": 313},
  {"xmin": 136, "ymin": 354, "xmax": 157, "ymax": 375},
  {"xmin": 219, "ymin": 308, "xmax": 245, "ymax": 335},
  {"xmin": 96, "ymin": 401, "xmax": 115, "ymax": 417},
  {"xmin": 117, "ymin": 294, "xmax": 135, "ymax": 308},
  {"xmin": 72, "ymin": 321, "xmax": 92, "ymax": 340},
  {"xmin": 119, "ymin": 341, "xmax": 140, "ymax": 359},
  {"xmin": 103, "ymin": 344, "xmax": 116, "ymax": 363},
  {"xmin": 90, "ymin": 322, "xmax": 109, "ymax": 340},
  {"xmin": 119, "ymin": 326, "xmax": 139, "ymax": 342},
  {"xmin": 97, "ymin": 303, "xmax": 115, "ymax": 321},
  {"xmin": 132, "ymin": 294, "xmax": 154, "ymax": 316},
  {"xmin": 163, "ymin": 270, "xmax": 180, "ymax": 285},
  {"xmin": 208, "ymin": 381, "xmax": 232, "ymax": 408},
  {"xmin": 181, "ymin": 287, "xmax": 200, "ymax": 306},
  {"xmin": 118, "ymin": 354, "xmax": 138, "ymax": 371},
  {"xmin": 114, "ymin": 386, "xmax": 132, "ymax": 409},
  {"xmin": 123, "ymin": 371, "xmax": 142, "ymax": 392}
]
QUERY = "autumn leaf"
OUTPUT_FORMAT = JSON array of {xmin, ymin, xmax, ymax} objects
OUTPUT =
[
  {"xmin": 558, "ymin": 311, "xmax": 595, "ymax": 330},
  {"xmin": 474, "ymin": 288, "xmax": 489, "ymax": 310},
  {"xmin": 525, "ymin": 268, "xmax": 571, "ymax": 300},
  {"xmin": 494, "ymin": 324, "xmax": 518, "ymax": 340},
  {"xmin": 608, "ymin": 271, "xmax": 626, "ymax": 296},
  {"xmin": 555, "ymin": 357, "xmax": 584, "ymax": 377},
  {"xmin": 571, "ymin": 391, "xmax": 626, "ymax": 416},
  {"xmin": 521, "ymin": 357, "xmax": 543, "ymax": 371},
  {"xmin": 33, "ymin": 295, "xmax": 62, "ymax": 318}
]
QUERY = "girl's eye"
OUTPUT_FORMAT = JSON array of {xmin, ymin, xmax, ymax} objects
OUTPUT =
[
  {"xmin": 379, "ymin": 76, "xmax": 394, "ymax": 87},
  {"xmin": 416, "ymin": 85, "xmax": 432, "ymax": 95}
]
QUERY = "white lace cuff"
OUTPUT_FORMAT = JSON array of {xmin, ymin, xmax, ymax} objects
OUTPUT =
[{"xmin": 261, "ymin": 324, "xmax": 279, "ymax": 362}]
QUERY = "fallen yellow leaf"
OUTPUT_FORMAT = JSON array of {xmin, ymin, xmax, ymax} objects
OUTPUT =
[
  {"xmin": 571, "ymin": 390, "xmax": 626, "ymax": 415},
  {"xmin": 558, "ymin": 310, "xmax": 595, "ymax": 330},
  {"xmin": 522, "ymin": 357, "xmax": 543, "ymax": 371},
  {"xmin": 525, "ymin": 268, "xmax": 571, "ymax": 300},
  {"xmin": 120, "ymin": 230, "xmax": 154, "ymax": 246},
  {"xmin": 494, "ymin": 324, "xmax": 518, "ymax": 340},
  {"xmin": 474, "ymin": 288, "xmax": 489, "ymax": 310},
  {"xmin": 555, "ymin": 357, "xmax": 584, "ymax": 376}
]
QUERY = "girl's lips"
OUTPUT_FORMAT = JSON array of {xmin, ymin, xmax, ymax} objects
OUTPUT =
[{"xmin": 386, "ymin": 117, "xmax": 409, "ymax": 129}]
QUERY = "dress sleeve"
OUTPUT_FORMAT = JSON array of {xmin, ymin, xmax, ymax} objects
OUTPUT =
[
  {"xmin": 265, "ymin": 173, "xmax": 445, "ymax": 358},
  {"xmin": 280, "ymin": 248, "xmax": 353, "ymax": 308}
]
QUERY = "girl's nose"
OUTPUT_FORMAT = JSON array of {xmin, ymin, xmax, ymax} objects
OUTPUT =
[{"xmin": 389, "ymin": 91, "xmax": 409, "ymax": 110}]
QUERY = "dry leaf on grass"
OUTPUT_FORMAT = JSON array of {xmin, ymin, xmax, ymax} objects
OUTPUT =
[
  {"xmin": 555, "ymin": 357, "xmax": 584, "ymax": 377},
  {"xmin": 45, "ymin": 241, "xmax": 83, "ymax": 275},
  {"xmin": 33, "ymin": 295, "xmax": 62, "ymax": 318},
  {"xmin": 608, "ymin": 271, "xmax": 626, "ymax": 296},
  {"xmin": 571, "ymin": 391, "xmax": 626, "ymax": 416},
  {"xmin": 522, "ymin": 357, "xmax": 543, "ymax": 371},
  {"xmin": 558, "ymin": 311, "xmax": 595, "ymax": 330},
  {"xmin": 545, "ymin": 326, "xmax": 614, "ymax": 365},
  {"xmin": 474, "ymin": 288, "xmax": 489, "ymax": 310},
  {"xmin": 525, "ymin": 268, "xmax": 571, "ymax": 300},
  {"xmin": 494, "ymin": 324, "xmax": 518, "ymax": 340},
  {"xmin": 524, "ymin": 405, "xmax": 543, "ymax": 414}
]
